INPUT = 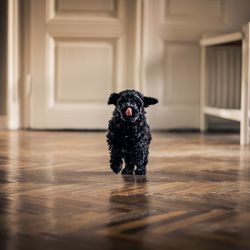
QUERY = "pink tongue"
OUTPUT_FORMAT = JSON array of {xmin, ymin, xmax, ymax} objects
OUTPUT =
[{"xmin": 125, "ymin": 107, "xmax": 133, "ymax": 117}]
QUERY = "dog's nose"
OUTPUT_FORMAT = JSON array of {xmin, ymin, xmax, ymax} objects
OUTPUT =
[{"xmin": 125, "ymin": 107, "xmax": 133, "ymax": 117}]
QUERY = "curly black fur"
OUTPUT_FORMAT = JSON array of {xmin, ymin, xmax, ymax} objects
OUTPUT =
[{"xmin": 106, "ymin": 90, "xmax": 158, "ymax": 175}]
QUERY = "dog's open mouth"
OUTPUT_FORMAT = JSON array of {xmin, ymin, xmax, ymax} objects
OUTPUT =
[{"xmin": 125, "ymin": 107, "xmax": 133, "ymax": 117}]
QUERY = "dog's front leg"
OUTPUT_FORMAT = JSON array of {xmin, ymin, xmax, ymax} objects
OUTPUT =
[
  {"xmin": 109, "ymin": 146, "xmax": 123, "ymax": 174},
  {"xmin": 134, "ymin": 146, "xmax": 148, "ymax": 175},
  {"xmin": 121, "ymin": 152, "xmax": 134, "ymax": 175}
]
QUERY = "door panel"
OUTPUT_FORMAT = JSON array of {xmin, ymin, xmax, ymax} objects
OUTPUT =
[
  {"xmin": 30, "ymin": 0, "xmax": 139, "ymax": 129},
  {"xmin": 55, "ymin": 39, "xmax": 115, "ymax": 103},
  {"xmin": 56, "ymin": 0, "xmax": 115, "ymax": 12}
]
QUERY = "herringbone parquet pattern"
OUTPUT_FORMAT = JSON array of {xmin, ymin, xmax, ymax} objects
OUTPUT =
[{"xmin": 0, "ymin": 131, "xmax": 249, "ymax": 250}]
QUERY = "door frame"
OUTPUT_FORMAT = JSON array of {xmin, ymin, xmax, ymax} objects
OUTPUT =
[
  {"xmin": 7, "ymin": 0, "xmax": 20, "ymax": 129},
  {"xmin": 7, "ymin": 0, "xmax": 32, "ymax": 130}
]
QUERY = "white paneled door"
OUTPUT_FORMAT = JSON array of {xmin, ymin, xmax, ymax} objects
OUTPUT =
[{"xmin": 30, "ymin": 0, "xmax": 140, "ymax": 129}]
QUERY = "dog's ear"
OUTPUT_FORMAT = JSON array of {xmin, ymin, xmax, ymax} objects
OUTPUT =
[
  {"xmin": 143, "ymin": 96, "xmax": 158, "ymax": 108},
  {"xmin": 108, "ymin": 92, "xmax": 120, "ymax": 105}
]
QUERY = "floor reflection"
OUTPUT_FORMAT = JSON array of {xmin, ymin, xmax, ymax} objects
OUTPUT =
[
  {"xmin": 0, "ymin": 132, "xmax": 58, "ymax": 250},
  {"xmin": 109, "ymin": 175, "xmax": 148, "ymax": 213},
  {"xmin": 107, "ymin": 175, "xmax": 149, "ymax": 248},
  {"xmin": 0, "ymin": 165, "xmax": 9, "ymax": 250}
]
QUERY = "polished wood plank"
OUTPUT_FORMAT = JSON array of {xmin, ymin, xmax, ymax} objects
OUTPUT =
[{"xmin": 0, "ymin": 131, "xmax": 249, "ymax": 250}]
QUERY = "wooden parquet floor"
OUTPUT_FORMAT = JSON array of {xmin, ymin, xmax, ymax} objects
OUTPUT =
[{"xmin": 0, "ymin": 131, "xmax": 250, "ymax": 250}]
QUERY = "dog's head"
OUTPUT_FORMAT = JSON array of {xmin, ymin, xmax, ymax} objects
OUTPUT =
[{"xmin": 108, "ymin": 90, "xmax": 158, "ymax": 123}]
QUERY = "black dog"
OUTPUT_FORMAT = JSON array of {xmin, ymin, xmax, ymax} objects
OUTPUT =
[{"xmin": 106, "ymin": 90, "xmax": 158, "ymax": 175}]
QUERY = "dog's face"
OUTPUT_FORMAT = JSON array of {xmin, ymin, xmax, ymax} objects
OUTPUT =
[
  {"xmin": 108, "ymin": 90, "xmax": 158, "ymax": 123},
  {"xmin": 116, "ymin": 92, "xmax": 143, "ymax": 122}
]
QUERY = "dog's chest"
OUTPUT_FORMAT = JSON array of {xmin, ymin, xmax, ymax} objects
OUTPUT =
[
  {"xmin": 113, "ymin": 119, "xmax": 147, "ymax": 145},
  {"xmin": 123, "ymin": 133, "xmax": 133, "ymax": 144},
  {"xmin": 121, "ymin": 126, "xmax": 142, "ymax": 146}
]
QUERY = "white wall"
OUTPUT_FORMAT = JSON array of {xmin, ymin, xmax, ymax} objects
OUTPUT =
[{"xmin": 143, "ymin": 0, "xmax": 250, "ymax": 129}]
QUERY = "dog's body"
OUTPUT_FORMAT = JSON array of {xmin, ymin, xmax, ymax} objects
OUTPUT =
[{"xmin": 106, "ymin": 90, "xmax": 158, "ymax": 175}]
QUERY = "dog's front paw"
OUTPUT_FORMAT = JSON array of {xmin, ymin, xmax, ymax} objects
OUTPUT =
[
  {"xmin": 121, "ymin": 167, "xmax": 134, "ymax": 175},
  {"xmin": 111, "ymin": 165, "xmax": 122, "ymax": 174},
  {"xmin": 135, "ymin": 167, "xmax": 146, "ymax": 175}
]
